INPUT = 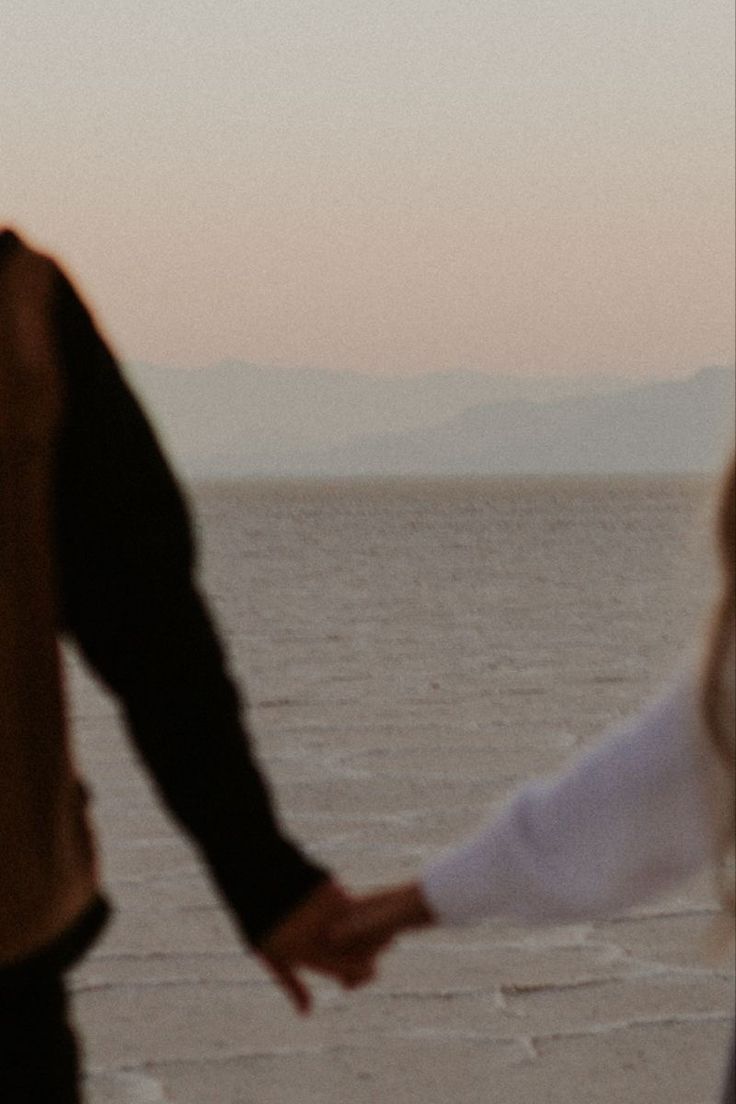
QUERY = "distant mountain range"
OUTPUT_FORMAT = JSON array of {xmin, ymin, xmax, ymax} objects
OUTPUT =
[{"xmin": 125, "ymin": 362, "xmax": 734, "ymax": 477}]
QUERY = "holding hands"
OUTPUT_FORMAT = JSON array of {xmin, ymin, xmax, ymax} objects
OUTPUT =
[
  {"xmin": 257, "ymin": 879, "xmax": 433, "ymax": 1012},
  {"xmin": 329, "ymin": 881, "xmax": 434, "ymax": 953}
]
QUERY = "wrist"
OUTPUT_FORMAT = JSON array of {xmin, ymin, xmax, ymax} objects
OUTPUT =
[{"xmin": 401, "ymin": 882, "xmax": 434, "ymax": 928}]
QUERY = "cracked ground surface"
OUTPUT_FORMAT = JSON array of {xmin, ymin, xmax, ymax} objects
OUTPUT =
[{"xmin": 68, "ymin": 478, "xmax": 732, "ymax": 1103}]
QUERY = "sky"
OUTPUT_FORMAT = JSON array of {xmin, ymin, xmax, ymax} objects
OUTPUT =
[{"xmin": 2, "ymin": 0, "xmax": 734, "ymax": 378}]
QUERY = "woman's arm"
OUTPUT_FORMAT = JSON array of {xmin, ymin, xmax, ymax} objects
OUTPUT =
[
  {"xmin": 422, "ymin": 670, "xmax": 721, "ymax": 926},
  {"xmin": 331, "ymin": 670, "xmax": 726, "ymax": 951}
]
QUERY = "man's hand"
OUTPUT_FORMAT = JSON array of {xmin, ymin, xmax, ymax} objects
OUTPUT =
[{"xmin": 257, "ymin": 880, "xmax": 387, "ymax": 1013}]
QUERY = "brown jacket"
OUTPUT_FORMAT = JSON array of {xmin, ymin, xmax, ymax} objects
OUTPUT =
[{"xmin": 0, "ymin": 237, "xmax": 98, "ymax": 965}]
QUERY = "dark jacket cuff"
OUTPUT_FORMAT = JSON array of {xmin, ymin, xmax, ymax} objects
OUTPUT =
[{"xmin": 208, "ymin": 836, "xmax": 329, "ymax": 947}]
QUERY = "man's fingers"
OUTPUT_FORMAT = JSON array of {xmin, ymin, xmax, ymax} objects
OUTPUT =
[
  {"xmin": 262, "ymin": 948, "xmax": 376, "ymax": 1007},
  {"xmin": 330, "ymin": 901, "xmax": 400, "ymax": 949},
  {"xmin": 340, "ymin": 958, "xmax": 377, "ymax": 989},
  {"xmin": 330, "ymin": 951, "xmax": 378, "ymax": 986},
  {"xmin": 263, "ymin": 956, "xmax": 312, "ymax": 1015},
  {"xmin": 300, "ymin": 946, "xmax": 380, "ymax": 988}
]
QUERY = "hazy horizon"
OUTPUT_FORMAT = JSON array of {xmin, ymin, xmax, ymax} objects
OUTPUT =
[
  {"xmin": 3, "ymin": 1, "xmax": 734, "ymax": 383},
  {"xmin": 123, "ymin": 361, "xmax": 735, "ymax": 478}
]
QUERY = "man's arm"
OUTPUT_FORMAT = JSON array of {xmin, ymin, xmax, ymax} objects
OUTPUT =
[{"xmin": 53, "ymin": 271, "xmax": 329, "ymax": 953}]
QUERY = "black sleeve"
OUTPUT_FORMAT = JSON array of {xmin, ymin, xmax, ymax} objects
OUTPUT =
[{"xmin": 53, "ymin": 272, "xmax": 327, "ymax": 946}]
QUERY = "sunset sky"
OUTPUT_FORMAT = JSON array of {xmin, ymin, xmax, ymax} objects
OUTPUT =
[{"xmin": 3, "ymin": 0, "xmax": 734, "ymax": 378}]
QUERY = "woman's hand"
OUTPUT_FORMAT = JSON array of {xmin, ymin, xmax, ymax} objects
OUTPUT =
[{"xmin": 328, "ymin": 881, "xmax": 435, "ymax": 954}]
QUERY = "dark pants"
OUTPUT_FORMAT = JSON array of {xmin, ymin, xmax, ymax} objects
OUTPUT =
[
  {"xmin": 723, "ymin": 1027, "xmax": 735, "ymax": 1103},
  {"xmin": 0, "ymin": 972, "xmax": 80, "ymax": 1104}
]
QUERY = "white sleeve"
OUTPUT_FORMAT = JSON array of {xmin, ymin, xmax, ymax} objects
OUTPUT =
[{"xmin": 421, "ymin": 670, "xmax": 724, "ymax": 926}]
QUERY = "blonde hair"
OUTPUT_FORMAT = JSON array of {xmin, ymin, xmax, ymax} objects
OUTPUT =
[{"xmin": 700, "ymin": 454, "xmax": 735, "ymax": 913}]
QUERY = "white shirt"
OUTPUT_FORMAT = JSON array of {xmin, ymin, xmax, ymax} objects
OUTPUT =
[{"xmin": 422, "ymin": 669, "xmax": 731, "ymax": 926}]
